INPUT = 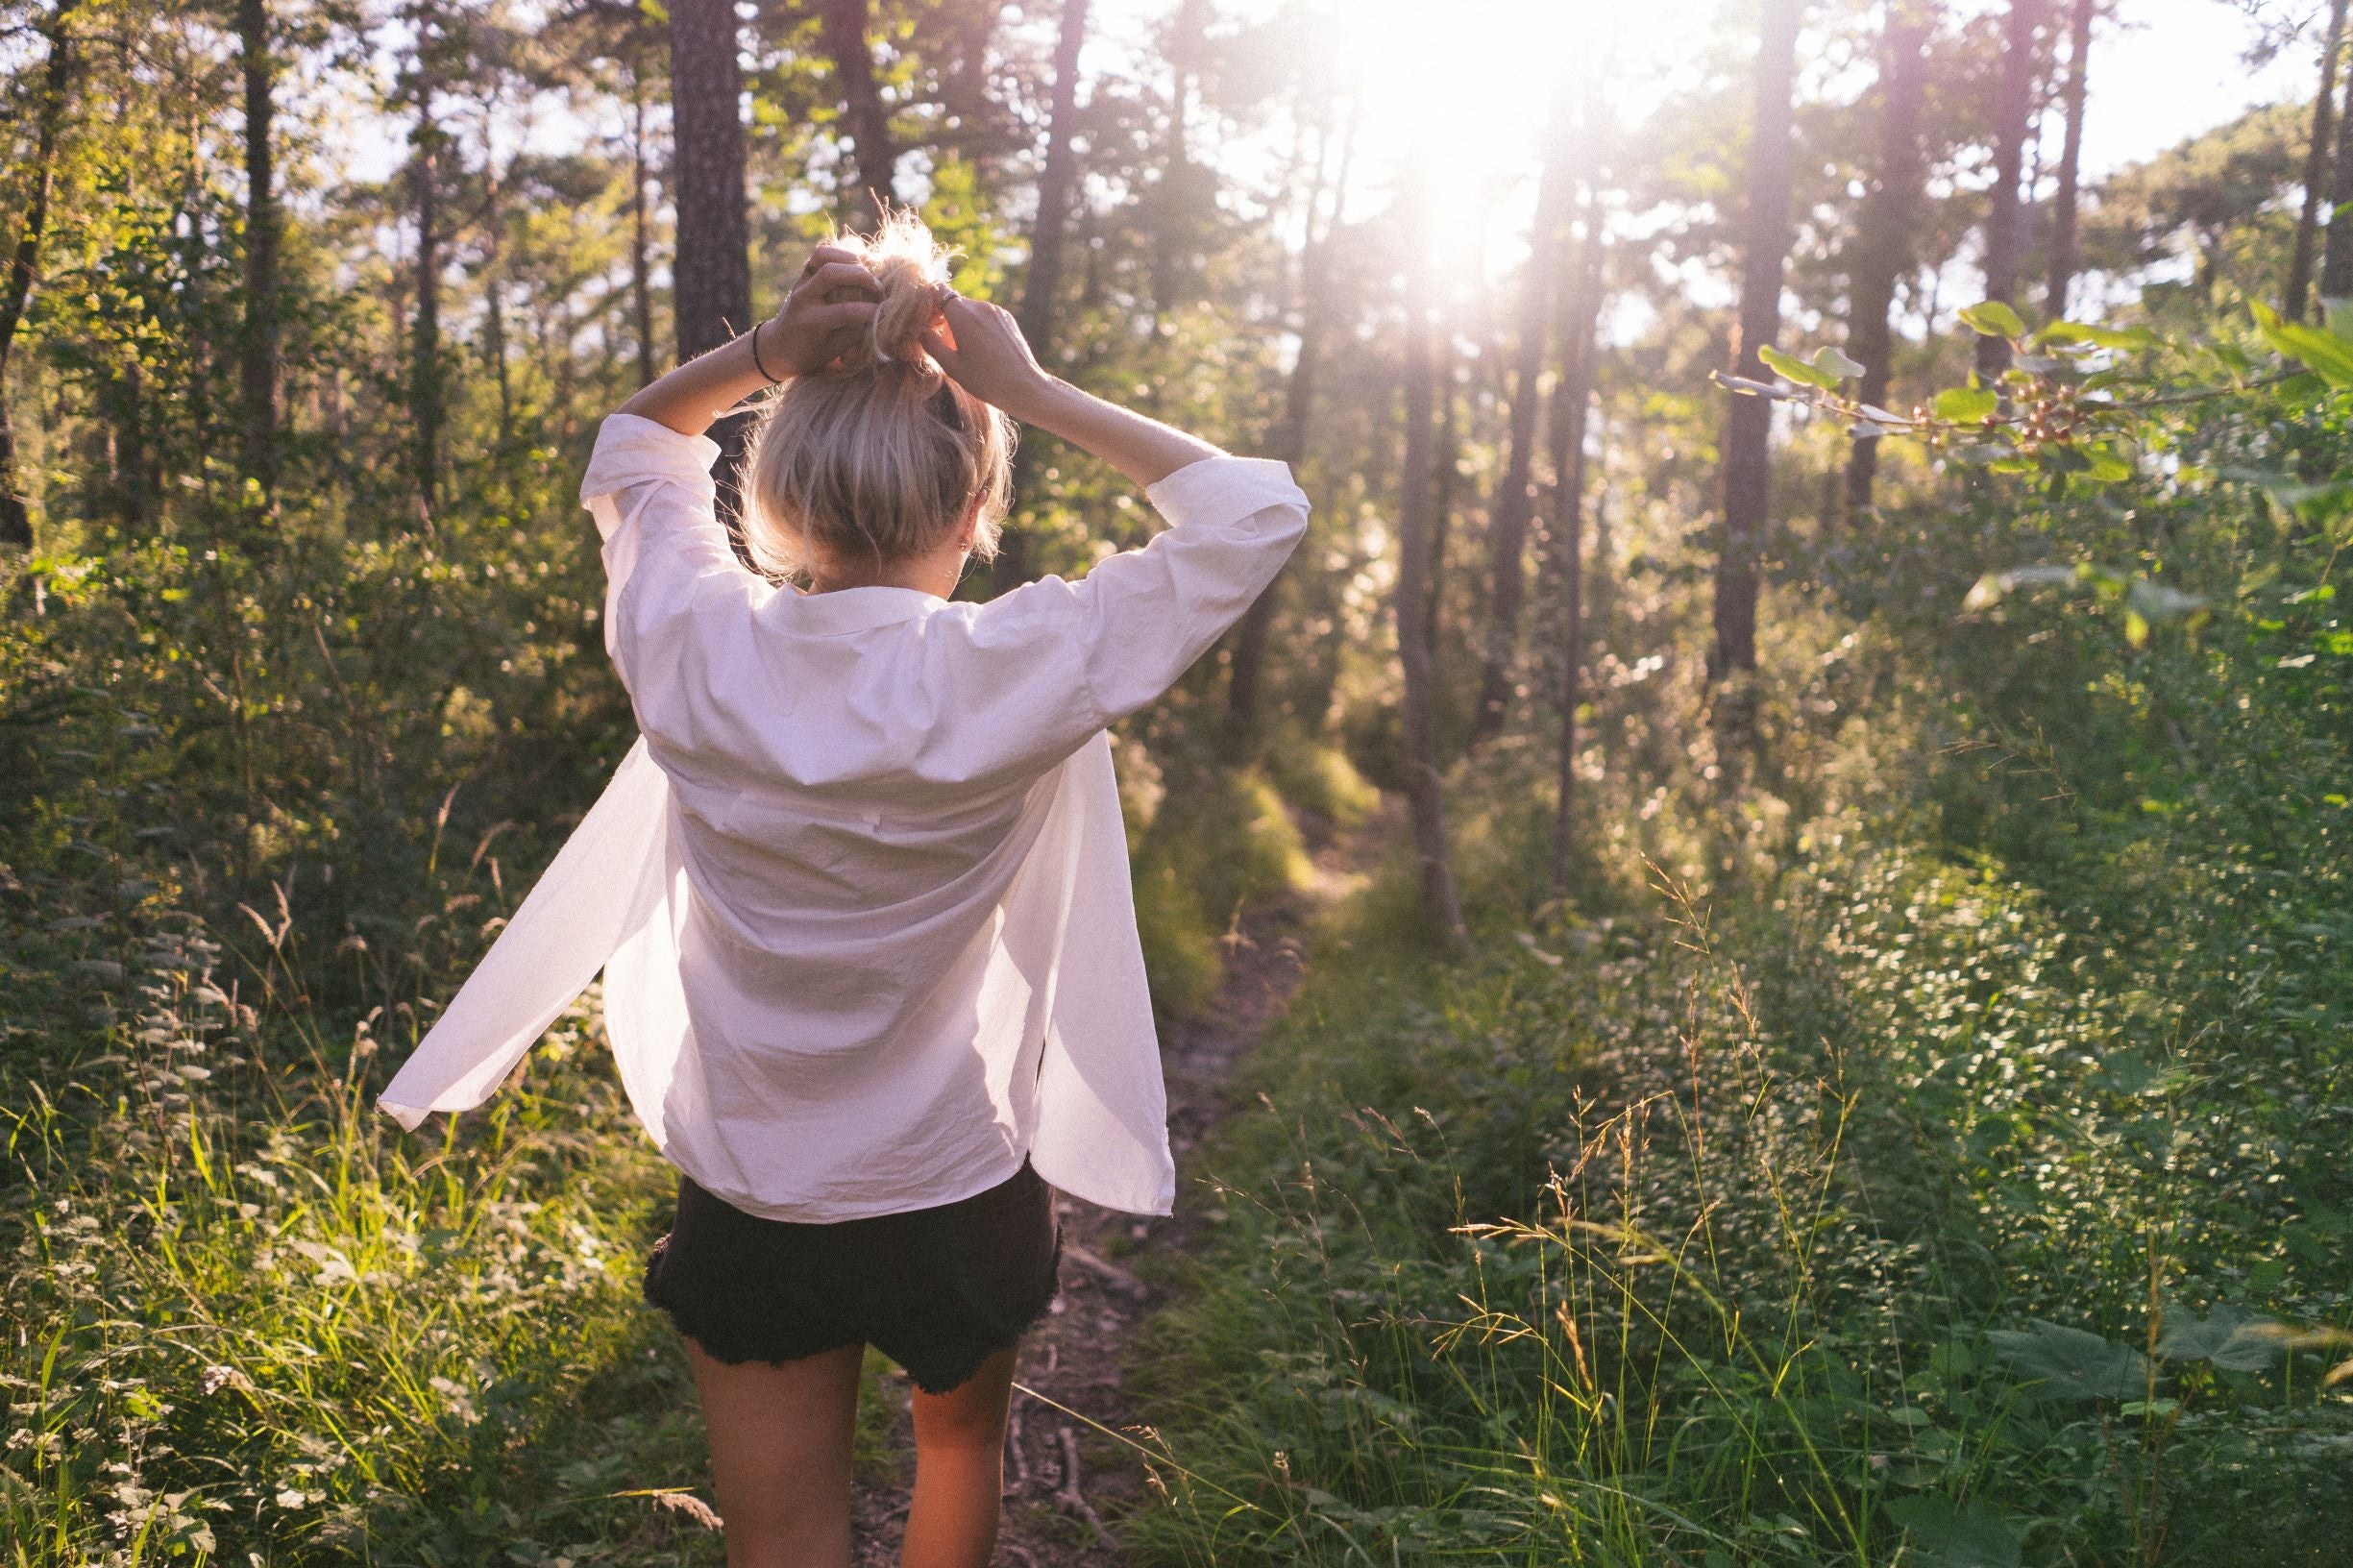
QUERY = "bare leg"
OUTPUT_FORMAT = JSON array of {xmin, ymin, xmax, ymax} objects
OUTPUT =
[
  {"xmin": 899, "ymin": 1343, "xmax": 1018, "ymax": 1568},
  {"xmin": 687, "ymin": 1337, "xmax": 865, "ymax": 1568}
]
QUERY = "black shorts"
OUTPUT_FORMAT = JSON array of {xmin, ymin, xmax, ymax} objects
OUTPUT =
[{"xmin": 641, "ymin": 1158, "xmax": 1063, "ymax": 1395}]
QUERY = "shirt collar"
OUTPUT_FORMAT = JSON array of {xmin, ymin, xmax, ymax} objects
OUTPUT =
[{"xmin": 784, "ymin": 583, "xmax": 949, "ymax": 636}]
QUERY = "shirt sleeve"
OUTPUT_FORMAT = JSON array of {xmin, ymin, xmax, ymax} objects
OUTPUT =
[
  {"xmin": 578, "ymin": 411, "xmax": 750, "ymax": 681},
  {"xmin": 1061, "ymin": 454, "xmax": 1311, "ymax": 722}
]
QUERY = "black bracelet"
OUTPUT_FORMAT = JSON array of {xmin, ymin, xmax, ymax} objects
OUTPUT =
[{"xmin": 749, "ymin": 320, "xmax": 783, "ymax": 384}]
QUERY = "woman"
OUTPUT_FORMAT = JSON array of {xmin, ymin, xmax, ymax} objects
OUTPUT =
[{"xmin": 378, "ymin": 209, "xmax": 1309, "ymax": 1568}]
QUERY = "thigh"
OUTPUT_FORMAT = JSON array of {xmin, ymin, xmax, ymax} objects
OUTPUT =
[
  {"xmin": 687, "ymin": 1337, "xmax": 864, "ymax": 1568},
  {"xmin": 909, "ymin": 1340, "xmax": 1017, "ymax": 1454}
]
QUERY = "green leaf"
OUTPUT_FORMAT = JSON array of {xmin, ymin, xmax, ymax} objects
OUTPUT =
[
  {"xmin": 1813, "ymin": 345, "xmax": 1865, "ymax": 380},
  {"xmin": 2155, "ymin": 1303, "xmax": 2276, "ymax": 1366},
  {"xmin": 2087, "ymin": 452, "xmax": 2134, "ymax": 483},
  {"xmin": 2037, "ymin": 320, "xmax": 2160, "ymax": 352},
  {"xmin": 1758, "ymin": 344, "xmax": 1840, "ymax": 390},
  {"xmin": 1959, "ymin": 300, "xmax": 2026, "ymax": 339},
  {"xmin": 1988, "ymin": 1319, "xmax": 2150, "ymax": 1401},
  {"xmin": 1884, "ymin": 1497, "xmax": 2022, "ymax": 1568},
  {"xmin": 2250, "ymin": 299, "xmax": 2353, "ymax": 387},
  {"xmin": 1934, "ymin": 385, "xmax": 1999, "ymax": 423}
]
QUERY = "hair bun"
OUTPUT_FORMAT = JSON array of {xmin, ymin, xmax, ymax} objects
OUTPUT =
[{"xmin": 830, "ymin": 207, "xmax": 954, "ymax": 374}]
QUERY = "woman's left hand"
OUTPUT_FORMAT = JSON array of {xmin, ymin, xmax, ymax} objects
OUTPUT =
[{"xmin": 765, "ymin": 246, "xmax": 881, "ymax": 377}]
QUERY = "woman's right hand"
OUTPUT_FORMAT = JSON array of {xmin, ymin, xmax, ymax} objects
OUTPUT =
[{"xmin": 921, "ymin": 295, "xmax": 1057, "ymax": 421}]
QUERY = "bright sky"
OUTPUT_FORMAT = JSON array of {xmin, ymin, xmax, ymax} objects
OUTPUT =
[{"xmin": 334, "ymin": 0, "xmax": 2310, "ymax": 279}]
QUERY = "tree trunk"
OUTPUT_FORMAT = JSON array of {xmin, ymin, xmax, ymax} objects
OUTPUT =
[
  {"xmin": 410, "ymin": 118, "xmax": 444, "ymax": 515},
  {"xmin": 2043, "ymin": 0, "xmax": 2093, "ymax": 318},
  {"xmin": 482, "ymin": 150, "xmax": 513, "ymax": 453},
  {"xmin": 668, "ymin": 0, "xmax": 754, "ymax": 508},
  {"xmin": 1547, "ymin": 225, "xmax": 1605, "ymax": 898},
  {"xmin": 0, "ymin": 1, "xmax": 79, "ymax": 550},
  {"xmin": 1394, "ymin": 181, "xmax": 1469, "ymax": 952},
  {"xmin": 2328, "ymin": 39, "xmax": 2353, "ymax": 300},
  {"xmin": 1150, "ymin": 0, "xmax": 1210, "ymax": 323},
  {"xmin": 1426, "ymin": 348, "xmax": 1458, "ymax": 656},
  {"xmin": 2298, "ymin": 0, "xmax": 2353, "ymax": 313},
  {"xmin": 1223, "ymin": 93, "xmax": 1357, "ymax": 754},
  {"xmin": 1843, "ymin": 2, "xmax": 1930, "ymax": 519},
  {"xmin": 1711, "ymin": 0, "xmax": 1802, "ymax": 681},
  {"xmin": 993, "ymin": 0, "xmax": 1091, "ymax": 592},
  {"xmin": 1467, "ymin": 95, "xmax": 1573, "ymax": 747},
  {"xmin": 1975, "ymin": 0, "xmax": 2042, "ymax": 378},
  {"xmin": 1018, "ymin": 0, "xmax": 1089, "ymax": 362},
  {"xmin": 236, "ymin": 0, "xmax": 281, "ymax": 491},
  {"xmin": 821, "ymin": 0, "xmax": 901, "ymax": 215},
  {"xmin": 629, "ymin": 69, "xmax": 657, "ymax": 387}
]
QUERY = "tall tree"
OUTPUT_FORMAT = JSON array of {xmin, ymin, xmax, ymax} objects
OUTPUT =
[
  {"xmin": 1843, "ymin": 1, "xmax": 1932, "ymax": 519},
  {"xmin": 668, "ymin": 0, "xmax": 753, "ymax": 500},
  {"xmin": 2043, "ymin": 0, "xmax": 2094, "ymax": 317},
  {"xmin": 1467, "ymin": 90, "xmax": 1574, "ymax": 747},
  {"xmin": 1017, "ymin": 0, "xmax": 1089, "ymax": 362},
  {"xmin": 627, "ymin": 64, "xmax": 657, "ymax": 386},
  {"xmin": 821, "ymin": 0, "xmax": 901, "ymax": 214},
  {"xmin": 1393, "ymin": 175, "xmax": 1469, "ymax": 951},
  {"xmin": 1710, "ymin": 0, "xmax": 1802, "ymax": 682},
  {"xmin": 0, "ymin": 0, "xmax": 80, "ymax": 549},
  {"xmin": 236, "ymin": 0, "xmax": 281, "ymax": 490},
  {"xmin": 2287, "ymin": 0, "xmax": 2348, "ymax": 318},
  {"xmin": 993, "ymin": 0, "xmax": 1089, "ymax": 591},
  {"xmin": 1976, "ymin": 0, "xmax": 2043, "ymax": 377},
  {"xmin": 1224, "ymin": 87, "xmax": 1356, "ymax": 754},
  {"xmin": 1548, "ymin": 224, "xmax": 1606, "ymax": 898},
  {"xmin": 400, "ymin": 9, "xmax": 452, "ymax": 514},
  {"xmin": 2329, "ymin": 49, "xmax": 2353, "ymax": 299}
]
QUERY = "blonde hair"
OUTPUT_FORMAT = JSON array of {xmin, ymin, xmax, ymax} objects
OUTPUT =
[{"xmin": 741, "ymin": 209, "xmax": 1015, "ymax": 582}]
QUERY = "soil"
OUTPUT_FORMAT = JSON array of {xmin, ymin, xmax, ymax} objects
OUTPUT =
[{"xmin": 845, "ymin": 810, "xmax": 1380, "ymax": 1566}]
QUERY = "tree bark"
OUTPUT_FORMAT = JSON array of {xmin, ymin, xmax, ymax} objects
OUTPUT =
[
  {"xmin": 1394, "ymin": 180, "xmax": 1469, "ymax": 952},
  {"xmin": 1018, "ymin": 0, "xmax": 1089, "ymax": 362},
  {"xmin": 2298, "ymin": 0, "xmax": 2353, "ymax": 313},
  {"xmin": 236, "ymin": 0, "xmax": 281, "ymax": 491},
  {"xmin": 1549, "ymin": 231, "xmax": 1606, "ymax": 899},
  {"xmin": 1975, "ymin": 0, "xmax": 2043, "ymax": 378},
  {"xmin": 821, "ymin": 0, "xmax": 901, "ymax": 215},
  {"xmin": 1426, "ymin": 348, "xmax": 1458, "ymax": 656},
  {"xmin": 1710, "ymin": 0, "xmax": 1802, "ymax": 681},
  {"xmin": 2328, "ymin": 37, "xmax": 2353, "ymax": 301},
  {"xmin": 629, "ymin": 68, "xmax": 657, "ymax": 387},
  {"xmin": 2043, "ymin": 0, "xmax": 2094, "ymax": 318},
  {"xmin": 0, "ymin": 1, "xmax": 79, "ymax": 550},
  {"xmin": 668, "ymin": 0, "xmax": 754, "ymax": 509},
  {"xmin": 1843, "ymin": 2, "xmax": 1931, "ymax": 520},
  {"xmin": 1467, "ymin": 95, "xmax": 1573, "ymax": 747},
  {"xmin": 993, "ymin": 0, "xmax": 1090, "ymax": 592},
  {"xmin": 410, "ymin": 105, "xmax": 444, "ymax": 514}
]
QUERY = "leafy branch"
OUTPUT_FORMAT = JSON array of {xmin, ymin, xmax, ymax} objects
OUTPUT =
[{"xmin": 1712, "ymin": 299, "xmax": 2325, "ymax": 484}]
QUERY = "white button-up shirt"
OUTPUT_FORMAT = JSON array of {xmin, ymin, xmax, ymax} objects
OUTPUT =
[{"xmin": 379, "ymin": 413, "xmax": 1309, "ymax": 1220}]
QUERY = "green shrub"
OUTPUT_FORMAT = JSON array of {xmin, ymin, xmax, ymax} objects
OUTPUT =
[
  {"xmin": 1133, "ymin": 850, "xmax": 1225, "ymax": 1018},
  {"xmin": 1262, "ymin": 733, "xmax": 1381, "ymax": 831},
  {"xmin": 1142, "ymin": 770, "xmax": 1313, "ymax": 930}
]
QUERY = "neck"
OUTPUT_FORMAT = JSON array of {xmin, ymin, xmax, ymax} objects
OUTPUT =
[{"xmin": 807, "ymin": 543, "xmax": 968, "ymax": 599}]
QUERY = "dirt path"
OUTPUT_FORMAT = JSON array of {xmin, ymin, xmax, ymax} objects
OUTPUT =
[{"xmin": 845, "ymin": 811, "xmax": 1381, "ymax": 1566}]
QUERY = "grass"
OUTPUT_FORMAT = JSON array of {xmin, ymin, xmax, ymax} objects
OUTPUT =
[{"xmin": 1121, "ymin": 563, "xmax": 2353, "ymax": 1567}]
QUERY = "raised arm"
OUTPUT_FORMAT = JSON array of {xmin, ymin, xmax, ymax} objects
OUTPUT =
[
  {"xmin": 920, "ymin": 295, "xmax": 1222, "ymax": 486},
  {"xmin": 616, "ymin": 246, "xmax": 884, "ymax": 437}
]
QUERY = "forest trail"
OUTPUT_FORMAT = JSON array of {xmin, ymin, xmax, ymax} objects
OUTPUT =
[{"xmin": 844, "ymin": 803, "xmax": 1391, "ymax": 1567}]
